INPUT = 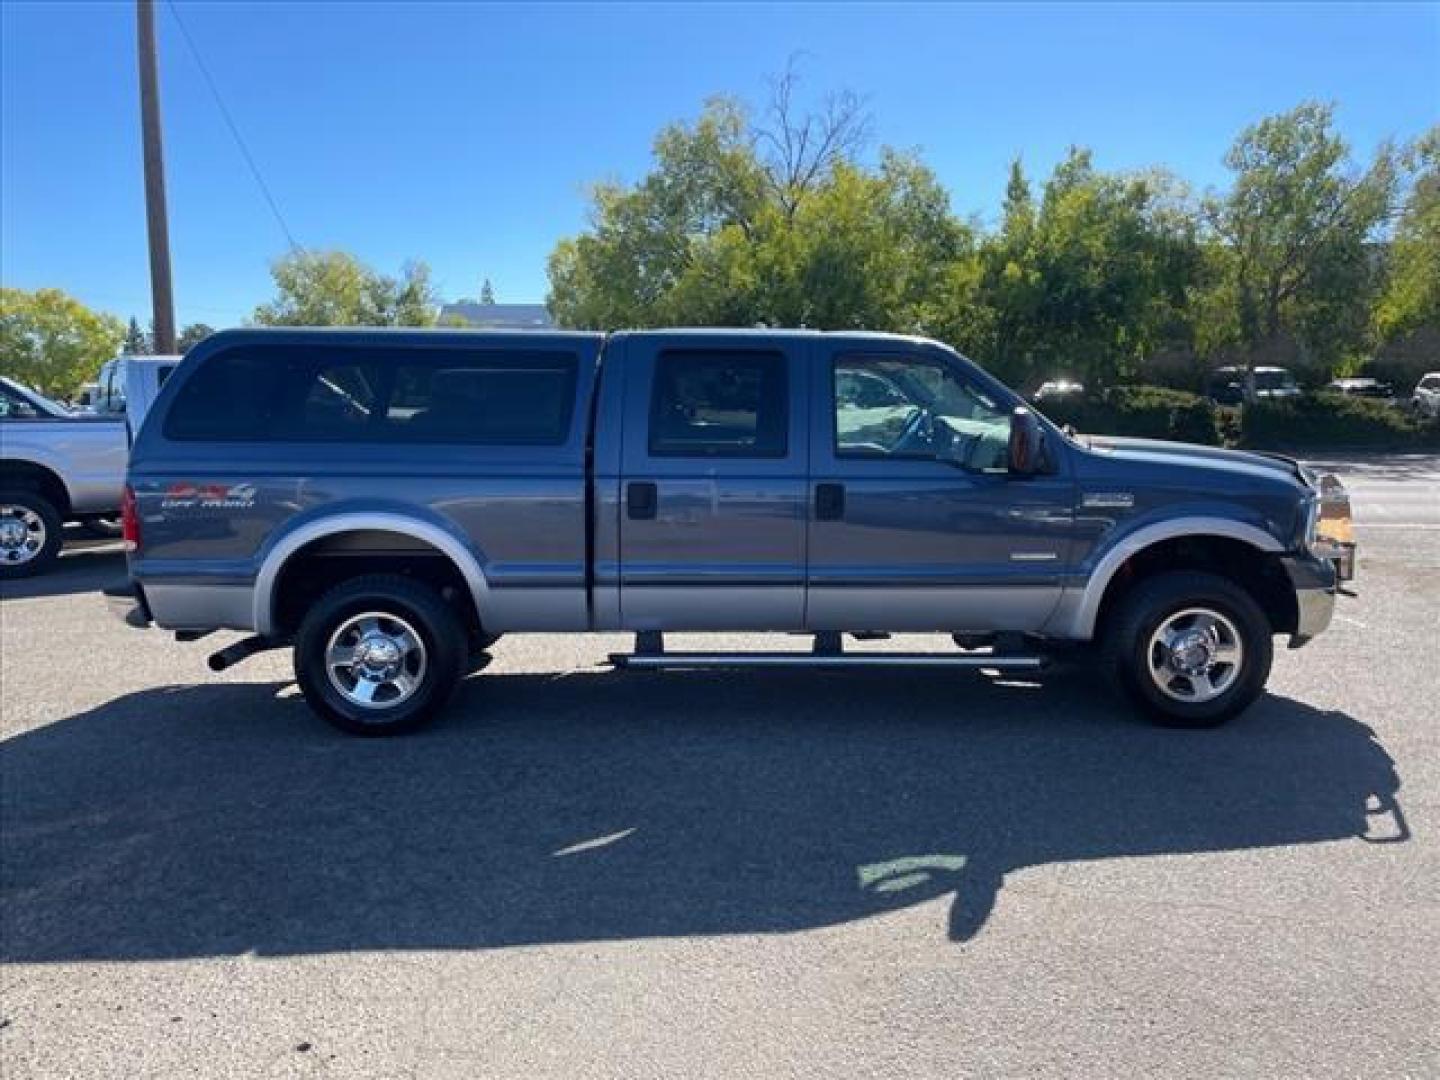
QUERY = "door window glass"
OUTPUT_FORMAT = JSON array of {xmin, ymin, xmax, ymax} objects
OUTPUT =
[
  {"xmin": 0, "ymin": 387, "xmax": 41, "ymax": 419},
  {"xmin": 833, "ymin": 354, "xmax": 1010, "ymax": 470},
  {"xmin": 649, "ymin": 350, "xmax": 788, "ymax": 458}
]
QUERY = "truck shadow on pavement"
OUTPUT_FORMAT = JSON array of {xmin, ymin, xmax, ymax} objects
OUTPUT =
[{"xmin": 0, "ymin": 666, "xmax": 1406, "ymax": 961}]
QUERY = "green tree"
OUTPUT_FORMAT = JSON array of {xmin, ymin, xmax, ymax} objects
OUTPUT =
[
  {"xmin": 176, "ymin": 323, "xmax": 216, "ymax": 351},
  {"xmin": 1375, "ymin": 127, "xmax": 1440, "ymax": 342},
  {"xmin": 0, "ymin": 288, "xmax": 124, "ymax": 397},
  {"xmin": 960, "ymin": 150, "xmax": 1203, "ymax": 389},
  {"xmin": 1204, "ymin": 103, "xmax": 1397, "ymax": 376},
  {"xmin": 546, "ymin": 79, "xmax": 966, "ymax": 335},
  {"xmin": 252, "ymin": 251, "xmax": 438, "ymax": 327},
  {"xmin": 548, "ymin": 96, "xmax": 769, "ymax": 329},
  {"xmin": 122, "ymin": 316, "xmax": 151, "ymax": 355}
]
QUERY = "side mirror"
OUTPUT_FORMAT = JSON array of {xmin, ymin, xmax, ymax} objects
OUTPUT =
[{"xmin": 1008, "ymin": 407, "xmax": 1044, "ymax": 476}]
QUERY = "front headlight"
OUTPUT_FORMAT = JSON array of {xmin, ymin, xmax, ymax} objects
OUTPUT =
[
  {"xmin": 1314, "ymin": 474, "xmax": 1353, "ymax": 547},
  {"xmin": 1303, "ymin": 473, "xmax": 1357, "ymax": 583}
]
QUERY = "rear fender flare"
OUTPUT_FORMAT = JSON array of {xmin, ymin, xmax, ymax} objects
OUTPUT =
[{"xmin": 252, "ymin": 512, "xmax": 492, "ymax": 636}]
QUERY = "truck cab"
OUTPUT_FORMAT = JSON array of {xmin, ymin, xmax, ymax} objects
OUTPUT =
[{"xmin": 110, "ymin": 328, "xmax": 1348, "ymax": 734}]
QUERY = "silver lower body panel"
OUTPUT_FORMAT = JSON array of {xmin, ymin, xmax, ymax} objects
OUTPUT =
[{"xmin": 613, "ymin": 652, "xmax": 1044, "ymax": 670}]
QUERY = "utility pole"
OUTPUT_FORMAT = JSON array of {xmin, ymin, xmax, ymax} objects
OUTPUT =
[{"xmin": 136, "ymin": 0, "xmax": 176, "ymax": 353}]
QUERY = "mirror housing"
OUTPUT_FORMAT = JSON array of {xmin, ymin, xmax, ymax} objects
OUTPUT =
[{"xmin": 1008, "ymin": 407, "xmax": 1045, "ymax": 476}]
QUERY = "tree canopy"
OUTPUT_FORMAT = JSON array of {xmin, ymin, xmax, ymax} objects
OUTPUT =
[
  {"xmin": 0, "ymin": 288, "xmax": 124, "ymax": 397},
  {"xmin": 122, "ymin": 317, "xmax": 151, "ymax": 355},
  {"xmin": 176, "ymin": 323, "xmax": 217, "ymax": 352},
  {"xmin": 251, "ymin": 251, "xmax": 437, "ymax": 327},
  {"xmin": 1203, "ymin": 103, "xmax": 1398, "ymax": 376},
  {"xmin": 548, "ymin": 88, "xmax": 1429, "ymax": 391},
  {"xmin": 1375, "ymin": 127, "xmax": 1440, "ymax": 344}
]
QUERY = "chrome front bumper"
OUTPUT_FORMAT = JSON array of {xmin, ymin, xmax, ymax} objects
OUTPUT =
[{"xmin": 1282, "ymin": 551, "xmax": 1338, "ymax": 648}]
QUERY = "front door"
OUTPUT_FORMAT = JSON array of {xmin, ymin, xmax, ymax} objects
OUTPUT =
[
  {"xmin": 618, "ymin": 335, "xmax": 809, "ymax": 630},
  {"xmin": 806, "ymin": 343, "xmax": 1074, "ymax": 633}
]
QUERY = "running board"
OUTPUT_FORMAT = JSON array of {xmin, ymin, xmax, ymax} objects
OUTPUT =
[{"xmin": 610, "ymin": 652, "xmax": 1045, "ymax": 671}]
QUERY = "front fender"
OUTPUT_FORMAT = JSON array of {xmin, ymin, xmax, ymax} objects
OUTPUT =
[{"xmin": 1045, "ymin": 516, "xmax": 1285, "ymax": 640}]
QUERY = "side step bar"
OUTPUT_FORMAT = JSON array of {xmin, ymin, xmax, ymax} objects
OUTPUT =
[{"xmin": 612, "ymin": 652, "xmax": 1044, "ymax": 671}]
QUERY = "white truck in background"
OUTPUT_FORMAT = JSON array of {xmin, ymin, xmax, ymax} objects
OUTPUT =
[{"xmin": 92, "ymin": 355, "xmax": 182, "ymax": 431}]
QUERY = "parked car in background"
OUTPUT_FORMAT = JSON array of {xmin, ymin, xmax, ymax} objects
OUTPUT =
[
  {"xmin": 1205, "ymin": 365, "xmax": 1302, "ymax": 406},
  {"xmin": 110, "ymin": 327, "xmax": 1347, "ymax": 735},
  {"xmin": 1032, "ymin": 379, "xmax": 1085, "ymax": 403},
  {"xmin": 1411, "ymin": 372, "xmax": 1440, "ymax": 419},
  {"xmin": 1326, "ymin": 377, "xmax": 1395, "ymax": 402},
  {"xmin": 1, "ymin": 375, "xmax": 127, "ymax": 577}
]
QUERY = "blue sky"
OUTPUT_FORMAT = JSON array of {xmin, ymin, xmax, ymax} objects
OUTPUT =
[{"xmin": 3, "ymin": 2, "xmax": 1437, "ymax": 328}]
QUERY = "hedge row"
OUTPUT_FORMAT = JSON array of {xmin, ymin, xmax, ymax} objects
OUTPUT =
[
  {"xmin": 1036, "ymin": 386, "xmax": 1221, "ymax": 445},
  {"xmin": 1239, "ymin": 393, "xmax": 1440, "ymax": 450},
  {"xmin": 1037, "ymin": 386, "xmax": 1440, "ymax": 449}
]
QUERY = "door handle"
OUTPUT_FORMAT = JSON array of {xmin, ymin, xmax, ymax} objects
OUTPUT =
[
  {"xmin": 627, "ymin": 481, "xmax": 658, "ymax": 520},
  {"xmin": 815, "ymin": 482, "xmax": 845, "ymax": 521}
]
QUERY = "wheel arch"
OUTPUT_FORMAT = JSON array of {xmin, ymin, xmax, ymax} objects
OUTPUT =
[
  {"xmin": 1061, "ymin": 517, "xmax": 1288, "ymax": 641},
  {"xmin": 0, "ymin": 458, "xmax": 72, "ymax": 518},
  {"xmin": 253, "ymin": 512, "xmax": 492, "ymax": 637}
]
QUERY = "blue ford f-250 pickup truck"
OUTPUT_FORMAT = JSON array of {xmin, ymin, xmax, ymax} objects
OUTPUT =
[{"xmin": 107, "ymin": 328, "xmax": 1351, "ymax": 735}]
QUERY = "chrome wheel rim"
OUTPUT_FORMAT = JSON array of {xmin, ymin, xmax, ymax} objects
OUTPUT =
[
  {"xmin": 1146, "ymin": 607, "xmax": 1244, "ymax": 704},
  {"xmin": 0, "ymin": 505, "xmax": 46, "ymax": 566},
  {"xmin": 324, "ymin": 611, "xmax": 428, "ymax": 711}
]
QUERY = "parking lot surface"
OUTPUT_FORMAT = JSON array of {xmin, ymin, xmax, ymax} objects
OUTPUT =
[{"xmin": 2, "ymin": 456, "xmax": 1437, "ymax": 1078}]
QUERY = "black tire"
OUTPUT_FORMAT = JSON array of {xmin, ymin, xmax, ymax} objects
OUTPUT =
[
  {"xmin": 294, "ymin": 574, "xmax": 466, "ymax": 736},
  {"xmin": 1101, "ymin": 570, "xmax": 1273, "ymax": 729},
  {"xmin": 0, "ymin": 490, "xmax": 64, "ymax": 579}
]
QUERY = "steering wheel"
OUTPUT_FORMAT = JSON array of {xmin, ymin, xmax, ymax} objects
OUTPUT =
[{"xmin": 892, "ymin": 407, "xmax": 935, "ymax": 454}]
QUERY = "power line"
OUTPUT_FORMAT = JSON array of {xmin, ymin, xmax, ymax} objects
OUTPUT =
[{"xmin": 163, "ymin": 0, "xmax": 302, "ymax": 254}]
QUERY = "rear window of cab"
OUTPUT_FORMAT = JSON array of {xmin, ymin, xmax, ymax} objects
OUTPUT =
[{"xmin": 163, "ymin": 345, "xmax": 579, "ymax": 445}]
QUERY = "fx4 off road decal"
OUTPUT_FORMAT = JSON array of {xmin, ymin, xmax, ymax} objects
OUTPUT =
[{"xmin": 161, "ymin": 482, "xmax": 258, "ymax": 510}]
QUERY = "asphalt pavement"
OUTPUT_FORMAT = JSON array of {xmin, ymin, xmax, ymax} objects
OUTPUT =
[{"xmin": 1, "ymin": 457, "xmax": 1436, "ymax": 1078}]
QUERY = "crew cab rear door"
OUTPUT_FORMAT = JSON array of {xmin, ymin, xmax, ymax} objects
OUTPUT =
[{"xmin": 616, "ymin": 333, "xmax": 809, "ymax": 630}]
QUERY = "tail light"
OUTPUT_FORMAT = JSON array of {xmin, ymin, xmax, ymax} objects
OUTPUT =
[{"xmin": 121, "ymin": 484, "xmax": 141, "ymax": 551}]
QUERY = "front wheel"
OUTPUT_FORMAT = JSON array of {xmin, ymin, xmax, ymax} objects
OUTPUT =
[
  {"xmin": 1102, "ymin": 571, "xmax": 1273, "ymax": 728},
  {"xmin": 294, "ymin": 575, "xmax": 466, "ymax": 736}
]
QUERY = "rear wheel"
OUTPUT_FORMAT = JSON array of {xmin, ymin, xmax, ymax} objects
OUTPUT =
[
  {"xmin": 294, "ymin": 575, "xmax": 466, "ymax": 735},
  {"xmin": 0, "ymin": 490, "xmax": 63, "ymax": 578},
  {"xmin": 1103, "ymin": 571, "xmax": 1273, "ymax": 728}
]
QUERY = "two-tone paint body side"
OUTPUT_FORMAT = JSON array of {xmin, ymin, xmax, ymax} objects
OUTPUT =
[
  {"xmin": 126, "ymin": 329, "xmax": 605, "ymax": 633},
  {"xmin": 126, "ymin": 326, "xmax": 1322, "ymax": 644},
  {"xmin": 1041, "ymin": 436, "xmax": 1308, "ymax": 640}
]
